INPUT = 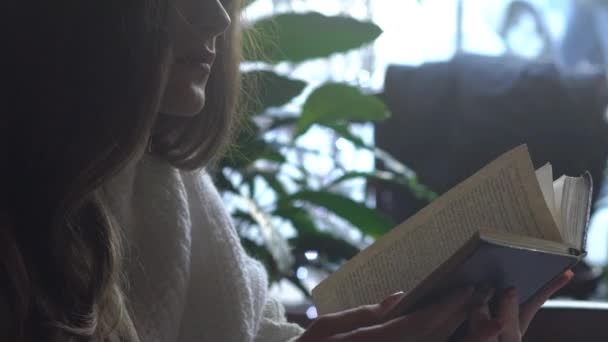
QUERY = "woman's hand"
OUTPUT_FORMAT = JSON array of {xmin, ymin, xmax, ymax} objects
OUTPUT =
[
  {"xmin": 298, "ymin": 287, "xmax": 477, "ymax": 342},
  {"xmin": 299, "ymin": 270, "xmax": 572, "ymax": 342},
  {"xmin": 462, "ymin": 270, "xmax": 574, "ymax": 342}
]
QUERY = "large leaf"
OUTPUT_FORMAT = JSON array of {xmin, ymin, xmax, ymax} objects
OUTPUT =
[
  {"xmin": 233, "ymin": 210, "xmax": 257, "ymax": 226},
  {"xmin": 267, "ymin": 116, "xmax": 298, "ymax": 130},
  {"xmin": 324, "ymin": 122, "xmax": 368, "ymax": 149},
  {"xmin": 222, "ymin": 139, "xmax": 277, "ymax": 169},
  {"xmin": 258, "ymin": 172, "xmax": 288, "ymax": 197},
  {"xmin": 286, "ymin": 275, "xmax": 311, "ymax": 296},
  {"xmin": 243, "ymin": 195, "xmax": 294, "ymax": 273},
  {"xmin": 274, "ymin": 204, "xmax": 360, "ymax": 263},
  {"xmin": 274, "ymin": 203, "xmax": 319, "ymax": 236},
  {"xmin": 243, "ymin": 71, "xmax": 306, "ymax": 114},
  {"xmin": 327, "ymin": 170, "xmax": 437, "ymax": 202},
  {"xmin": 213, "ymin": 168, "xmax": 239, "ymax": 194},
  {"xmin": 290, "ymin": 231, "xmax": 360, "ymax": 265},
  {"xmin": 327, "ymin": 170, "xmax": 402, "ymax": 188},
  {"xmin": 287, "ymin": 190, "xmax": 393, "ymax": 238},
  {"xmin": 296, "ymin": 83, "xmax": 390, "ymax": 137},
  {"xmin": 222, "ymin": 120, "xmax": 285, "ymax": 169},
  {"xmin": 245, "ymin": 12, "xmax": 382, "ymax": 63}
]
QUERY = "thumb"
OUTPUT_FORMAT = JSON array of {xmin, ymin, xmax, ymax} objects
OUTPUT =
[
  {"xmin": 304, "ymin": 292, "xmax": 406, "ymax": 338},
  {"xmin": 519, "ymin": 270, "xmax": 574, "ymax": 333}
]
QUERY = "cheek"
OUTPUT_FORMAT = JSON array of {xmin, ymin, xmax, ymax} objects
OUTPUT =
[{"xmin": 159, "ymin": 63, "xmax": 209, "ymax": 117}]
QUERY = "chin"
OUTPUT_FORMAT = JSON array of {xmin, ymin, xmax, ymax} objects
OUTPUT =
[{"xmin": 160, "ymin": 83, "xmax": 207, "ymax": 117}]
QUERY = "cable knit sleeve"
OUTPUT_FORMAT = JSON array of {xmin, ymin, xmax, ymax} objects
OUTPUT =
[
  {"xmin": 241, "ymin": 249, "xmax": 304, "ymax": 342},
  {"xmin": 254, "ymin": 295, "xmax": 304, "ymax": 342}
]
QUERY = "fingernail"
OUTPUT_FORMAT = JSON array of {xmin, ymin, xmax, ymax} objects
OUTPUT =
[
  {"xmin": 564, "ymin": 270, "xmax": 575, "ymax": 282},
  {"xmin": 473, "ymin": 285, "xmax": 495, "ymax": 305},
  {"xmin": 380, "ymin": 291, "xmax": 405, "ymax": 309}
]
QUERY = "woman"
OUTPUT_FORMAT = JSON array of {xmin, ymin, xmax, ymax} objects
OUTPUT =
[{"xmin": 0, "ymin": 0, "xmax": 572, "ymax": 340}]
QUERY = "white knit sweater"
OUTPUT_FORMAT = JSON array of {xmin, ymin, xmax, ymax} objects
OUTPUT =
[{"xmin": 104, "ymin": 155, "xmax": 304, "ymax": 342}]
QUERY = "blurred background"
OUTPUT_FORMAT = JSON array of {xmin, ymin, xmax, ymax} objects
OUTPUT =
[{"xmin": 216, "ymin": 0, "xmax": 608, "ymax": 331}]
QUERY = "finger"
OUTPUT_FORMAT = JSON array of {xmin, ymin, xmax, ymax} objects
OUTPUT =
[
  {"xmin": 470, "ymin": 303, "xmax": 492, "ymax": 335},
  {"xmin": 460, "ymin": 318, "xmax": 503, "ymax": 342},
  {"xmin": 413, "ymin": 287, "xmax": 475, "ymax": 330},
  {"xmin": 464, "ymin": 287, "xmax": 499, "ymax": 342},
  {"xmin": 427, "ymin": 305, "xmax": 470, "ymax": 342},
  {"xmin": 496, "ymin": 288, "xmax": 521, "ymax": 342},
  {"xmin": 414, "ymin": 287, "xmax": 475, "ymax": 341},
  {"xmin": 447, "ymin": 286, "xmax": 493, "ymax": 342},
  {"xmin": 470, "ymin": 287, "xmax": 495, "ymax": 333},
  {"xmin": 304, "ymin": 292, "xmax": 406, "ymax": 339},
  {"xmin": 328, "ymin": 309, "xmax": 462, "ymax": 342},
  {"xmin": 519, "ymin": 270, "xmax": 574, "ymax": 333},
  {"xmin": 304, "ymin": 305, "xmax": 380, "ymax": 339},
  {"xmin": 327, "ymin": 314, "xmax": 418, "ymax": 342},
  {"xmin": 329, "ymin": 289, "xmax": 474, "ymax": 342}
]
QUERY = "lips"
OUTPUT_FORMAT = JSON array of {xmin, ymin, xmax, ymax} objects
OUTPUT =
[{"xmin": 175, "ymin": 52, "xmax": 215, "ymax": 66}]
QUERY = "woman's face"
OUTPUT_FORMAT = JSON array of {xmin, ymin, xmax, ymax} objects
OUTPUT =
[{"xmin": 159, "ymin": 0, "xmax": 231, "ymax": 117}]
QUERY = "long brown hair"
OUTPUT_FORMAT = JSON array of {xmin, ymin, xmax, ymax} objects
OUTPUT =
[{"xmin": 1, "ymin": 0, "xmax": 242, "ymax": 340}]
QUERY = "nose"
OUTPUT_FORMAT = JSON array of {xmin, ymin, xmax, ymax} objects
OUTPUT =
[
  {"xmin": 190, "ymin": 0, "xmax": 231, "ymax": 38},
  {"xmin": 209, "ymin": 0, "xmax": 231, "ymax": 36}
]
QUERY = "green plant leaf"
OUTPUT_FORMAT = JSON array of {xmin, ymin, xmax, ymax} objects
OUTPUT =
[
  {"xmin": 373, "ymin": 148, "xmax": 438, "ymax": 201},
  {"xmin": 326, "ymin": 170, "xmax": 437, "ymax": 202},
  {"xmin": 274, "ymin": 204, "xmax": 360, "ymax": 263},
  {"xmin": 296, "ymin": 83, "xmax": 390, "ymax": 137},
  {"xmin": 223, "ymin": 139, "xmax": 268, "ymax": 168},
  {"xmin": 290, "ymin": 231, "xmax": 360, "ymax": 264},
  {"xmin": 327, "ymin": 170, "xmax": 399, "ymax": 188},
  {"xmin": 274, "ymin": 203, "xmax": 319, "ymax": 235},
  {"xmin": 286, "ymin": 275, "xmax": 310, "ymax": 296},
  {"xmin": 267, "ymin": 116, "xmax": 298, "ymax": 130},
  {"xmin": 233, "ymin": 210, "xmax": 258, "ymax": 226},
  {"xmin": 223, "ymin": 123, "xmax": 285, "ymax": 169},
  {"xmin": 258, "ymin": 172, "xmax": 288, "ymax": 197},
  {"xmin": 287, "ymin": 190, "xmax": 393, "ymax": 237},
  {"xmin": 213, "ymin": 169, "xmax": 239, "ymax": 194},
  {"xmin": 243, "ymin": 71, "xmax": 306, "ymax": 114},
  {"xmin": 258, "ymin": 145, "xmax": 287, "ymax": 164},
  {"xmin": 324, "ymin": 122, "xmax": 368, "ymax": 149},
  {"xmin": 243, "ymin": 195, "xmax": 294, "ymax": 273},
  {"xmin": 245, "ymin": 12, "xmax": 382, "ymax": 63}
]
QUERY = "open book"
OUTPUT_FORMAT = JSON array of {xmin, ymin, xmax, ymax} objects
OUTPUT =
[{"xmin": 312, "ymin": 145, "xmax": 592, "ymax": 316}]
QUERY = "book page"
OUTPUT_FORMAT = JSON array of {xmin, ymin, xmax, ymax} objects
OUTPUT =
[
  {"xmin": 560, "ymin": 173, "xmax": 592, "ymax": 250},
  {"xmin": 312, "ymin": 145, "xmax": 562, "ymax": 315},
  {"xmin": 553, "ymin": 176, "xmax": 566, "ymax": 240},
  {"xmin": 535, "ymin": 163, "xmax": 557, "ymax": 222}
]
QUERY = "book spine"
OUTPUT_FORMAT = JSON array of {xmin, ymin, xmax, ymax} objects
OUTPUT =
[{"xmin": 581, "ymin": 171, "xmax": 593, "ymax": 253}]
